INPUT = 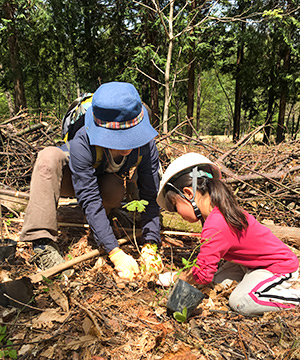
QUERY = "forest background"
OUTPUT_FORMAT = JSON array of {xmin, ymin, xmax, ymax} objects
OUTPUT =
[{"xmin": 0, "ymin": 0, "xmax": 299, "ymax": 143}]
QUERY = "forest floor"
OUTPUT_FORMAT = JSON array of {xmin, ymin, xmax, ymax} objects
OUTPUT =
[
  {"xmin": 1, "ymin": 206, "xmax": 299, "ymax": 360},
  {"xmin": 0, "ymin": 115, "xmax": 300, "ymax": 359}
]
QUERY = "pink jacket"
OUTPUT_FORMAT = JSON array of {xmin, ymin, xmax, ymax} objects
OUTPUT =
[{"xmin": 192, "ymin": 207, "xmax": 299, "ymax": 284}]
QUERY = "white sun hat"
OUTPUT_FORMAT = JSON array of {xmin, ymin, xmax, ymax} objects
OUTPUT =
[{"xmin": 156, "ymin": 152, "xmax": 221, "ymax": 210}]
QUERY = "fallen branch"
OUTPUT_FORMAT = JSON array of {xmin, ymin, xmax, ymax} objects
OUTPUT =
[
  {"xmin": 0, "ymin": 188, "xmax": 30, "ymax": 199},
  {"xmin": 29, "ymin": 237, "xmax": 128, "ymax": 283},
  {"xmin": 71, "ymin": 298, "xmax": 103, "ymax": 339},
  {"xmin": 8, "ymin": 218, "xmax": 300, "ymax": 245},
  {"xmin": 218, "ymin": 124, "xmax": 265, "ymax": 162},
  {"xmin": 16, "ymin": 122, "xmax": 48, "ymax": 136}
]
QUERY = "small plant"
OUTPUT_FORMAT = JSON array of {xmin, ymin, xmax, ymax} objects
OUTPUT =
[
  {"xmin": 42, "ymin": 276, "xmax": 53, "ymax": 284},
  {"xmin": 181, "ymin": 257, "xmax": 199, "ymax": 271},
  {"xmin": 4, "ymin": 213, "xmax": 13, "ymax": 226},
  {"xmin": 173, "ymin": 237, "xmax": 211, "ymax": 281},
  {"xmin": 173, "ymin": 244, "xmax": 201, "ymax": 281},
  {"xmin": 122, "ymin": 199, "xmax": 149, "ymax": 255},
  {"xmin": 0, "ymin": 326, "xmax": 17, "ymax": 359},
  {"xmin": 173, "ymin": 307, "xmax": 187, "ymax": 323},
  {"xmin": 41, "ymin": 275, "xmax": 53, "ymax": 292},
  {"xmin": 123, "ymin": 199, "xmax": 149, "ymax": 214},
  {"xmin": 154, "ymin": 287, "xmax": 169, "ymax": 305}
]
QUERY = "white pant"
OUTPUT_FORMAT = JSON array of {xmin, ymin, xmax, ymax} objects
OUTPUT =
[{"xmin": 213, "ymin": 262, "xmax": 300, "ymax": 316}]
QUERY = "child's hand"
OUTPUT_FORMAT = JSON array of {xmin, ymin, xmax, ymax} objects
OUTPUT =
[
  {"xmin": 156, "ymin": 271, "xmax": 177, "ymax": 287},
  {"xmin": 178, "ymin": 268, "xmax": 199, "ymax": 285}
]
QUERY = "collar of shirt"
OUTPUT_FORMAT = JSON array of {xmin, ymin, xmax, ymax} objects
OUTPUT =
[{"xmin": 105, "ymin": 149, "xmax": 127, "ymax": 173}]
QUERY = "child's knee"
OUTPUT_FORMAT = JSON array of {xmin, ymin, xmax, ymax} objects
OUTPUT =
[{"xmin": 229, "ymin": 292, "xmax": 260, "ymax": 316}]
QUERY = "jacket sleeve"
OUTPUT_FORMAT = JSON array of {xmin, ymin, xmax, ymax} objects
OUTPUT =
[
  {"xmin": 68, "ymin": 133, "xmax": 119, "ymax": 254},
  {"xmin": 192, "ymin": 228, "xmax": 231, "ymax": 284},
  {"xmin": 138, "ymin": 139, "xmax": 161, "ymax": 246}
]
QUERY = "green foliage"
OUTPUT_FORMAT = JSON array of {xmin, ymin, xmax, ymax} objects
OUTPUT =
[
  {"xmin": 181, "ymin": 256, "xmax": 199, "ymax": 271},
  {"xmin": 123, "ymin": 200, "xmax": 149, "ymax": 213},
  {"xmin": 0, "ymin": 90, "xmax": 9, "ymax": 117},
  {"xmin": 0, "ymin": 0, "xmax": 299, "ymax": 139},
  {"xmin": 122, "ymin": 199, "xmax": 149, "ymax": 256},
  {"xmin": 42, "ymin": 276, "xmax": 53, "ymax": 284},
  {"xmin": 3, "ymin": 213, "xmax": 13, "ymax": 226},
  {"xmin": 263, "ymin": 9, "xmax": 283, "ymax": 19},
  {"xmin": 173, "ymin": 306, "xmax": 187, "ymax": 323},
  {"xmin": 171, "ymin": 243, "xmax": 201, "ymax": 283},
  {"xmin": 0, "ymin": 326, "xmax": 17, "ymax": 359}
]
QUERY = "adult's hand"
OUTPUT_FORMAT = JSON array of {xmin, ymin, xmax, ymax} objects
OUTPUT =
[
  {"xmin": 140, "ymin": 243, "xmax": 164, "ymax": 274},
  {"xmin": 109, "ymin": 248, "xmax": 140, "ymax": 281}
]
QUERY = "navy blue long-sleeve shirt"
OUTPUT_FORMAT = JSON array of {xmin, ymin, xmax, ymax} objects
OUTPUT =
[{"xmin": 68, "ymin": 126, "xmax": 161, "ymax": 253}]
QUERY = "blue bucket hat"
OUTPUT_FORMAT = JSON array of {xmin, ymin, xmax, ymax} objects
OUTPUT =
[{"xmin": 85, "ymin": 82, "xmax": 158, "ymax": 150}]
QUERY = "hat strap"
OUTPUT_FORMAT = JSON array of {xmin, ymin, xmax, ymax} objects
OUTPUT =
[
  {"xmin": 165, "ymin": 180, "xmax": 203, "ymax": 221},
  {"xmin": 166, "ymin": 166, "xmax": 209, "ymax": 222},
  {"xmin": 190, "ymin": 166, "xmax": 203, "ymax": 221}
]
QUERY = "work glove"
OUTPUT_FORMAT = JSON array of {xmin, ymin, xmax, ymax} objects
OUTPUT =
[
  {"xmin": 140, "ymin": 243, "xmax": 164, "ymax": 274},
  {"xmin": 109, "ymin": 249, "xmax": 140, "ymax": 281},
  {"xmin": 157, "ymin": 271, "xmax": 178, "ymax": 287}
]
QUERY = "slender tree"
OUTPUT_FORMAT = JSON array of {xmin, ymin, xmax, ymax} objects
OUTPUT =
[
  {"xmin": 186, "ymin": 0, "xmax": 197, "ymax": 137},
  {"xmin": 2, "ymin": 0, "xmax": 27, "ymax": 112}
]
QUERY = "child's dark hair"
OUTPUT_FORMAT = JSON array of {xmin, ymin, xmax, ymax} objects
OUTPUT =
[{"xmin": 165, "ymin": 173, "xmax": 248, "ymax": 233}]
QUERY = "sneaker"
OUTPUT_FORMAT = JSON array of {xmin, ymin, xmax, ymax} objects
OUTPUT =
[{"xmin": 32, "ymin": 239, "xmax": 73, "ymax": 276}]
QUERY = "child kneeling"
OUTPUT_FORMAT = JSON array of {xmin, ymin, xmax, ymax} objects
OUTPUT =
[{"xmin": 157, "ymin": 153, "xmax": 300, "ymax": 316}]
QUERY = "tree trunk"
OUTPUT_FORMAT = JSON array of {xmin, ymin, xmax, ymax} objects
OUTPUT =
[
  {"xmin": 186, "ymin": 56, "xmax": 195, "ymax": 137},
  {"xmin": 35, "ymin": 71, "xmax": 41, "ymax": 110},
  {"xmin": 233, "ymin": 21, "xmax": 245, "ymax": 142},
  {"xmin": 162, "ymin": 1, "xmax": 174, "ymax": 134},
  {"xmin": 294, "ymin": 112, "xmax": 300, "ymax": 140},
  {"xmin": 186, "ymin": 0, "xmax": 196, "ymax": 137},
  {"xmin": 149, "ymin": 62, "xmax": 160, "ymax": 129},
  {"xmin": 276, "ymin": 46, "xmax": 290, "ymax": 144},
  {"xmin": 196, "ymin": 69, "xmax": 202, "ymax": 132},
  {"xmin": 144, "ymin": 0, "xmax": 160, "ymax": 129},
  {"xmin": 263, "ymin": 81, "xmax": 275, "ymax": 144},
  {"xmin": 2, "ymin": 1, "xmax": 27, "ymax": 113}
]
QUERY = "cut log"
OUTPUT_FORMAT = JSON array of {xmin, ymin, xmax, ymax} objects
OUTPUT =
[{"xmin": 262, "ymin": 223, "xmax": 300, "ymax": 247}]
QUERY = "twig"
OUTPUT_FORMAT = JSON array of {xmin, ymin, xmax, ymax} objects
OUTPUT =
[
  {"xmin": 218, "ymin": 124, "xmax": 265, "ymax": 162},
  {"xmin": 16, "ymin": 122, "xmax": 48, "ymax": 136},
  {"xmin": 3, "ymin": 293, "xmax": 47, "ymax": 311},
  {"xmin": 71, "ymin": 298, "xmax": 103, "ymax": 339}
]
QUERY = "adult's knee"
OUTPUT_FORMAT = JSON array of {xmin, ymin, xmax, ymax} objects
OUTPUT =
[{"xmin": 35, "ymin": 147, "xmax": 67, "ymax": 179}]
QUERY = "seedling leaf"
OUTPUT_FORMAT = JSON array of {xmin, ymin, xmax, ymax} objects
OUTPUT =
[
  {"xmin": 173, "ymin": 306, "xmax": 188, "ymax": 323},
  {"xmin": 123, "ymin": 199, "xmax": 149, "ymax": 213}
]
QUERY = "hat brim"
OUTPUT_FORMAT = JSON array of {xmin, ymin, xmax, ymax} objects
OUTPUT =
[{"xmin": 85, "ymin": 105, "xmax": 158, "ymax": 150}]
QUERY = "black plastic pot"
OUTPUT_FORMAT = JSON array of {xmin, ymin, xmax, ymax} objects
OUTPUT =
[
  {"xmin": 166, "ymin": 279, "xmax": 205, "ymax": 319},
  {"xmin": 0, "ymin": 277, "xmax": 33, "ymax": 309},
  {"xmin": 0, "ymin": 239, "xmax": 17, "ymax": 264}
]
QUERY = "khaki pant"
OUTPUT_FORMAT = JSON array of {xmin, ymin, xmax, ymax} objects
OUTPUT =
[{"xmin": 20, "ymin": 146, "xmax": 126, "ymax": 242}]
